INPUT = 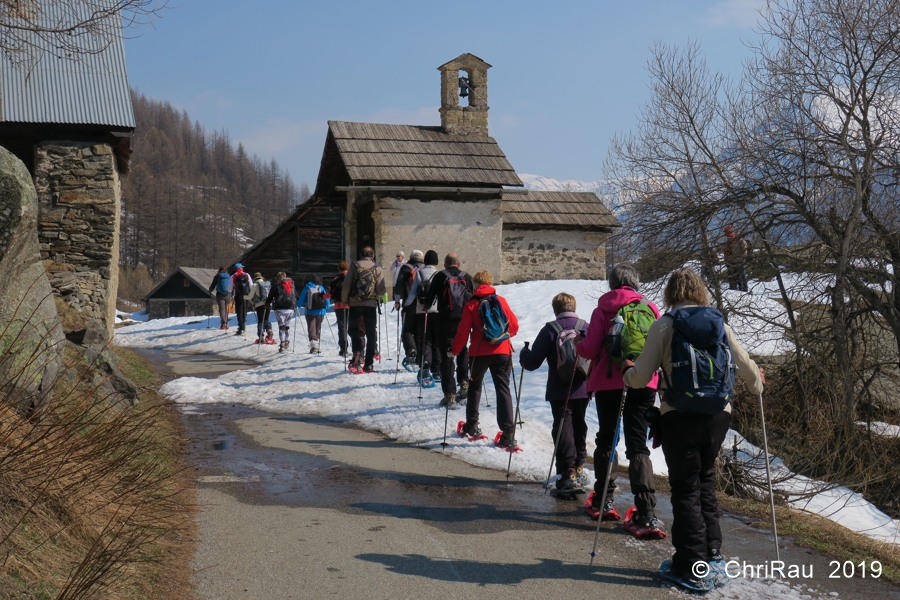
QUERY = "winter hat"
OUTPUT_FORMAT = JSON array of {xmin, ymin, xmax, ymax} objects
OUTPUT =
[
  {"xmin": 253, "ymin": 272, "xmax": 263, "ymax": 281},
  {"xmin": 424, "ymin": 250, "xmax": 439, "ymax": 265},
  {"xmin": 410, "ymin": 250, "xmax": 424, "ymax": 261}
]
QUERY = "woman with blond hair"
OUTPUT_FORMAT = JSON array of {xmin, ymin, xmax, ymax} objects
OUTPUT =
[
  {"xmin": 621, "ymin": 267, "xmax": 763, "ymax": 591},
  {"xmin": 451, "ymin": 270, "xmax": 520, "ymax": 448}
]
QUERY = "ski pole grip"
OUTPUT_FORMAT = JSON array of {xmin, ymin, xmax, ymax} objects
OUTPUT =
[{"xmin": 524, "ymin": 341, "xmax": 530, "ymax": 349}]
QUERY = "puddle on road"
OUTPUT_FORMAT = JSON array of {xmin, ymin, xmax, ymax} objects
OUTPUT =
[{"xmin": 132, "ymin": 347, "xmax": 258, "ymax": 379}]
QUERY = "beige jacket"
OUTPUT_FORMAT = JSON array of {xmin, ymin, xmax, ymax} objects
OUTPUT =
[{"xmin": 622, "ymin": 303, "xmax": 763, "ymax": 414}]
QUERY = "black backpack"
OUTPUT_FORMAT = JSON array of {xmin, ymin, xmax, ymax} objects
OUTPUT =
[
  {"xmin": 416, "ymin": 269, "xmax": 437, "ymax": 309},
  {"xmin": 329, "ymin": 274, "xmax": 344, "ymax": 302},
  {"xmin": 306, "ymin": 285, "xmax": 326, "ymax": 311},
  {"xmin": 548, "ymin": 319, "xmax": 591, "ymax": 384},
  {"xmin": 442, "ymin": 270, "xmax": 472, "ymax": 319},
  {"xmin": 235, "ymin": 273, "xmax": 252, "ymax": 297}
]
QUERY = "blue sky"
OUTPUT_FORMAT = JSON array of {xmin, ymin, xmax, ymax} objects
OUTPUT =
[{"xmin": 125, "ymin": 0, "xmax": 764, "ymax": 188}]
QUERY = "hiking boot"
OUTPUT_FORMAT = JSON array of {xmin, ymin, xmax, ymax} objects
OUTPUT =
[
  {"xmin": 439, "ymin": 393, "xmax": 457, "ymax": 410},
  {"xmin": 497, "ymin": 432, "xmax": 517, "ymax": 449},
  {"xmin": 575, "ymin": 466, "xmax": 590, "ymax": 488},
  {"xmin": 220, "ymin": 324, "xmax": 227, "ymax": 330},
  {"xmin": 556, "ymin": 470, "xmax": 580, "ymax": 491},
  {"xmin": 460, "ymin": 422, "xmax": 482, "ymax": 438},
  {"xmin": 632, "ymin": 511, "xmax": 663, "ymax": 531},
  {"xmin": 432, "ymin": 370, "xmax": 442, "ymax": 382},
  {"xmin": 363, "ymin": 364, "xmax": 375, "ymax": 373},
  {"xmin": 458, "ymin": 381, "xmax": 469, "ymax": 398},
  {"xmin": 708, "ymin": 548, "xmax": 724, "ymax": 563}
]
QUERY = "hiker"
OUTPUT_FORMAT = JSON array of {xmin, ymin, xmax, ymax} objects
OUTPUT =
[
  {"xmin": 341, "ymin": 246, "xmax": 386, "ymax": 373},
  {"xmin": 328, "ymin": 261, "xmax": 350, "ymax": 357},
  {"xmin": 621, "ymin": 267, "xmax": 764, "ymax": 589},
  {"xmin": 390, "ymin": 251, "xmax": 405, "ymax": 286},
  {"xmin": 231, "ymin": 263, "xmax": 253, "ymax": 335},
  {"xmin": 298, "ymin": 274, "xmax": 331, "ymax": 354},
  {"xmin": 406, "ymin": 250, "xmax": 441, "ymax": 382},
  {"xmin": 424, "ymin": 252, "xmax": 474, "ymax": 409},
  {"xmin": 575, "ymin": 263, "xmax": 662, "ymax": 532},
  {"xmin": 520, "ymin": 292, "xmax": 590, "ymax": 493},
  {"xmin": 394, "ymin": 249, "xmax": 425, "ymax": 367},
  {"xmin": 452, "ymin": 270, "xmax": 520, "ymax": 447},
  {"xmin": 265, "ymin": 271, "xmax": 297, "ymax": 352},
  {"xmin": 249, "ymin": 272, "xmax": 273, "ymax": 344},
  {"xmin": 723, "ymin": 225, "xmax": 749, "ymax": 292},
  {"xmin": 208, "ymin": 267, "xmax": 233, "ymax": 329}
]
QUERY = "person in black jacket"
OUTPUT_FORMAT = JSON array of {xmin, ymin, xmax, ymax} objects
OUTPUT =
[
  {"xmin": 520, "ymin": 292, "xmax": 590, "ymax": 492},
  {"xmin": 423, "ymin": 252, "xmax": 474, "ymax": 409},
  {"xmin": 394, "ymin": 249, "xmax": 424, "ymax": 364}
]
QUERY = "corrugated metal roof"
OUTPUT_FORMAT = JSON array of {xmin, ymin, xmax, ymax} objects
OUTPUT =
[
  {"xmin": 328, "ymin": 121, "xmax": 522, "ymax": 187},
  {"xmin": 502, "ymin": 191, "xmax": 620, "ymax": 229},
  {"xmin": 0, "ymin": 4, "xmax": 134, "ymax": 128}
]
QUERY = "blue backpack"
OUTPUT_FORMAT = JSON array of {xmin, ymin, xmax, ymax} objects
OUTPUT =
[
  {"xmin": 663, "ymin": 307, "xmax": 736, "ymax": 414},
  {"xmin": 479, "ymin": 295, "xmax": 510, "ymax": 345},
  {"xmin": 215, "ymin": 272, "xmax": 232, "ymax": 295}
]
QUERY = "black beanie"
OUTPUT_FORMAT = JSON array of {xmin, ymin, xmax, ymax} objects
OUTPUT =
[{"xmin": 424, "ymin": 250, "xmax": 439, "ymax": 265}]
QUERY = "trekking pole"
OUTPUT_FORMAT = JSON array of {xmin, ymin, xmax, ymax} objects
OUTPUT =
[
  {"xmin": 417, "ymin": 312, "xmax": 428, "ymax": 402},
  {"xmin": 590, "ymin": 386, "xmax": 628, "ymax": 566},
  {"xmin": 514, "ymin": 354, "xmax": 525, "ymax": 427},
  {"xmin": 544, "ymin": 373, "xmax": 577, "ymax": 494},
  {"xmin": 506, "ymin": 359, "xmax": 524, "ymax": 483},
  {"xmin": 326, "ymin": 312, "xmax": 338, "ymax": 348},
  {"xmin": 759, "ymin": 392, "xmax": 781, "ymax": 561},
  {"xmin": 377, "ymin": 302, "xmax": 383, "ymax": 363},
  {"xmin": 292, "ymin": 307, "xmax": 299, "ymax": 353},
  {"xmin": 383, "ymin": 306, "xmax": 392, "ymax": 360}
]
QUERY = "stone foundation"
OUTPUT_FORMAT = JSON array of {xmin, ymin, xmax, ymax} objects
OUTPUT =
[
  {"xmin": 33, "ymin": 142, "xmax": 122, "ymax": 335},
  {"xmin": 501, "ymin": 229, "xmax": 608, "ymax": 283},
  {"xmin": 148, "ymin": 299, "xmax": 215, "ymax": 320}
]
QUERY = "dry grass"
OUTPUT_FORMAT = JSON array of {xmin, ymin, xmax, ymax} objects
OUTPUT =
[{"xmin": 0, "ymin": 343, "xmax": 195, "ymax": 599}]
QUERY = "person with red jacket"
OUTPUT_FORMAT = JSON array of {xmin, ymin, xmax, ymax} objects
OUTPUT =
[
  {"xmin": 575, "ymin": 263, "xmax": 663, "ymax": 532},
  {"xmin": 452, "ymin": 270, "xmax": 520, "ymax": 447}
]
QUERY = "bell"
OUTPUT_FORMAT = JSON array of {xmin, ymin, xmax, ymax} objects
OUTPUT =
[{"xmin": 458, "ymin": 76, "xmax": 470, "ymax": 98}]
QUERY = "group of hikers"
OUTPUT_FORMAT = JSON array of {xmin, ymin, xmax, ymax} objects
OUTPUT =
[{"xmin": 209, "ymin": 248, "xmax": 764, "ymax": 592}]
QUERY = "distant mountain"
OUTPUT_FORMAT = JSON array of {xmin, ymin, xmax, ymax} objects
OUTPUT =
[{"xmin": 518, "ymin": 173, "xmax": 606, "ymax": 193}]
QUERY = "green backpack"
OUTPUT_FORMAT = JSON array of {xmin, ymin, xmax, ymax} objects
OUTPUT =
[{"xmin": 605, "ymin": 299, "xmax": 656, "ymax": 377}]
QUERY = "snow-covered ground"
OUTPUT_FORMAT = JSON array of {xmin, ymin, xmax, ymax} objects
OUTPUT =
[{"xmin": 113, "ymin": 278, "xmax": 900, "ymax": 548}]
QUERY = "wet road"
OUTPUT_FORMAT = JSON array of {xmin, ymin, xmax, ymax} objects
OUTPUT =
[{"xmin": 134, "ymin": 349, "xmax": 900, "ymax": 599}]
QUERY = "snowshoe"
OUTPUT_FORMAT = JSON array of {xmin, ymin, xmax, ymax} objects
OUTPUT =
[
  {"xmin": 548, "ymin": 473, "xmax": 584, "ymax": 499},
  {"xmin": 363, "ymin": 364, "xmax": 375, "ymax": 373},
  {"xmin": 623, "ymin": 506, "xmax": 667, "ymax": 540},
  {"xmin": 402, "ymin": 354, "xmax": 418, "ymax": 372},
  {"xmin": 264, "ymin": 332, "xmax": 277, "ymax": 345},
  {"xmin": 417, "ymin": 368, "xmax": 436, "ymax": 389},
  {"xmin": 549, "ymin": 487, "xmax": 585, "ymax": 500},
  {"xmin": 348, "ymin": 353, "xmax": 363, "ymax": 374},
  {"xmin": 457, "ymin": 421, "xmax": 488, "ymax": 441},
  {"xmin": 374, "ymin": 351, "xmax": 382, "ymax": 362},
  {"xmin": 575, "ymin": 466, "xmax": 592, "ymax": 488},
  {"xmin": 493, "ymin": 431, "xmax": 522, "ymax": 453},
  {"xmin": 584, "ymin": 491, "xmax": 621, "ymax": 522},
  {"xmin": 659, "ymin": 560, "xmax": 713, "ymax": 593}
]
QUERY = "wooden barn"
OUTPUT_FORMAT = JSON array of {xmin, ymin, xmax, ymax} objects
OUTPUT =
[
  {"xmin": 230, "ymin": 203, "xmax": 345, "ymax": 286},
  {"xmin": 143, "ymin": 267, "xmax": 217, "ymax": 319}
]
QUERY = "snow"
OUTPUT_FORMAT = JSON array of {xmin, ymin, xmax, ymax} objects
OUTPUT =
[
  {"xmin": 518, "ymin": 173, "xmax": 606, "ymax": 193},
  {"xmin": 113, "ymin": 278, "xmax": 900, "ymax": 549},
  {"xmin": 115, "ymin": 309, "xmax": 148, "ymax": 324},
  {"xmin": 856, "ymin": 421, "xmax": 900, "ymax": 438}
]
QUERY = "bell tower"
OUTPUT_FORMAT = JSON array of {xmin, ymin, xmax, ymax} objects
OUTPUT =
[{"xmin": 438, "ymin": 53, "xmax": 490, "ymax": 136}]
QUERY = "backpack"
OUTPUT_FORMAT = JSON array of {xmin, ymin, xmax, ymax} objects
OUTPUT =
[
  {"xmin": 215, "ymin": 272, "xmax": 232, "ymax": 295},
  {"xmin": 605, "ymin": 299, "xmax": 656, "ymax": 376},
  {"xmin": 443, "ymin": 270, "xmax": 472, "ymax": 319},
  {"xmin": 349, "ymin": 263, "xmax": 378, "ymax": 301},
  {"xmin": 275, "ymin": 278, "xmax": 295, "ymax": 307},
  {"xmin": 306, "ymin": 285, "xmax": 326, "ymax": 311},
  {"xmin": 416, "ymin": 269, "xmax": 437, "ymax": 310},
  {"xmin": 255, "ymin": 280, "xmax": 271, "ymax": 303},
  {"xmin": 402, "ymin": 263, "xmax": 419, "ymax": 299},
  {"xmin": 328, "ymin": 274, "xmax": 344, "ymax": 302},
  {"xmin": 548, "ymin": 319, "xmax": 591, "ymax": 384},
  {"xmin": 663, "ymin": 307, "xmax": 737, "ymax": 414},
  {"xmin": 479, "ymin": 295, "xmax": 511, "ymax": 345},
  {"xmin": 235, "ymin": 273, "xmax": 252, "ymax": 297}
]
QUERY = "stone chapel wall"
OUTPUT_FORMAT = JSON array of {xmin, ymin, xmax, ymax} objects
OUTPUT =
[{"xmin": 501, "ymin": 229, "xmax": 608, "ymax": 283}]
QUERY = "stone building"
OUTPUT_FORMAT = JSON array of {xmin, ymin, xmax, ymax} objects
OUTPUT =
[
  {"xmin": 0, "ymin": 7, "xmax": 134, "ymax": 335},
  {"xmin": 239, "ymin": 53, "xmax": 619, "ymax": 287},
  {"xmin": 143, "ymin": 267, "xmax": 217, "ymax": 320}
]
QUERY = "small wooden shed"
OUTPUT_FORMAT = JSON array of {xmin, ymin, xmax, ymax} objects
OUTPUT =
[{"xmin": 143, "ymin": 267, "xmax": 217, "ymax": 319}]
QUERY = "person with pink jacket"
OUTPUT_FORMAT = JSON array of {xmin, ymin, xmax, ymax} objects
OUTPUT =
[{"xmin": 576, "ymin": 264, "xmax": 663, "ymax": 533}]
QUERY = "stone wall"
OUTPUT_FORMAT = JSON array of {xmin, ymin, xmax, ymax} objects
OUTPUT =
[
  {"xmin": 374, "ymin": 196, "xmax": 503, "ymax": 291},
  {"xmin": 501, "ymin": 229, "xmax": 609, "ymax": 283},
  {"xmin": 148, "ymin": 299, "xmax": 214, "ymax": 320},
  {"xmin": 33, "ymin": 142, "xmax": 121, "ymax": 335}
]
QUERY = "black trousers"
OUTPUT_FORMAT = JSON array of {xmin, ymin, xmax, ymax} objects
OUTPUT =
[
  {"xmin": 661, "ymin": 410, "xmax": 731, "ymax": 574},
  {"xmin": 466, "ymin": 354, "xmax": 514, "ymax": 436},
  {"xmin": 437, "ymin": 317, "xmax": 468, "ymax": 395},
  {"xmin": 401, "ymin": 307, "xmax": 417, "ymax": 356},
  {"xmin": 348, "ymin": 306, "xmax": 378, "ymax": 366},
  {"xmin": 593, "ymin": 387, "xmax": 657, "ymax": 514},
  {"xmin": 254, "ymin": 305, "xmax": 272, "ymax": 338},
  {"xmin": 235, "ymin": 296, "xmax": 249, "ymax": 331},
  {"xmin": 335, "ymin": 308, "xmax": 349, "ymax": 354},
  {"xmin": 415, "ymin": 312, "xmax": 441, "ymax": 371},
  {"xmin": 550, "ymin": 397, "xmax": 590, "ymax": 474}
]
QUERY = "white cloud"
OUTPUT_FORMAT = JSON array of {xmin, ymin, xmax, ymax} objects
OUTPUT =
[
  {"xmin": 240, "ymin": 118, "xmax": 326, "ymax": 155},
  {"xmin": 704, "ymin": 0, "xmax": 764, "ymax": 28}
]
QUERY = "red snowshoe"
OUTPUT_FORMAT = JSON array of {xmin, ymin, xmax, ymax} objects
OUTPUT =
[
  {"xmin": 264, "ymin": 332, "xmax": 277, "ymax": 345},
  {"xmin": 493, "ymin": 431, "xmax": 522, "ymax": 453},
  {"xmin": 623, "ymin": 506, "xmax": 667, "ymax": 540},
  {"xmin": 584, "ymin": 491, "xmax": 621, "ymax": 522},
  {"xmin": 457, "ymin": 421, "xmax": 488, "ymax": 441}
]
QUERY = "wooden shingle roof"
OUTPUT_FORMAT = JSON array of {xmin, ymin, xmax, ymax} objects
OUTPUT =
[
  {"xmin": 328, "ymin": 121, "xmax": 522, "ymax": 187},
  {"xmin": 143, "ymin": 267, "xmax": 218, "ymax": 301},
  {"xmin": 501, "ymin": 191, "xmax": 620, "ymax": 230}
]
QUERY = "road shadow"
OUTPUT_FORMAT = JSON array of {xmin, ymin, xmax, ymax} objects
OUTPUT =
[{"xmin": 355, "ymin": 553, "xmax": 657, "ymax": 587}]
